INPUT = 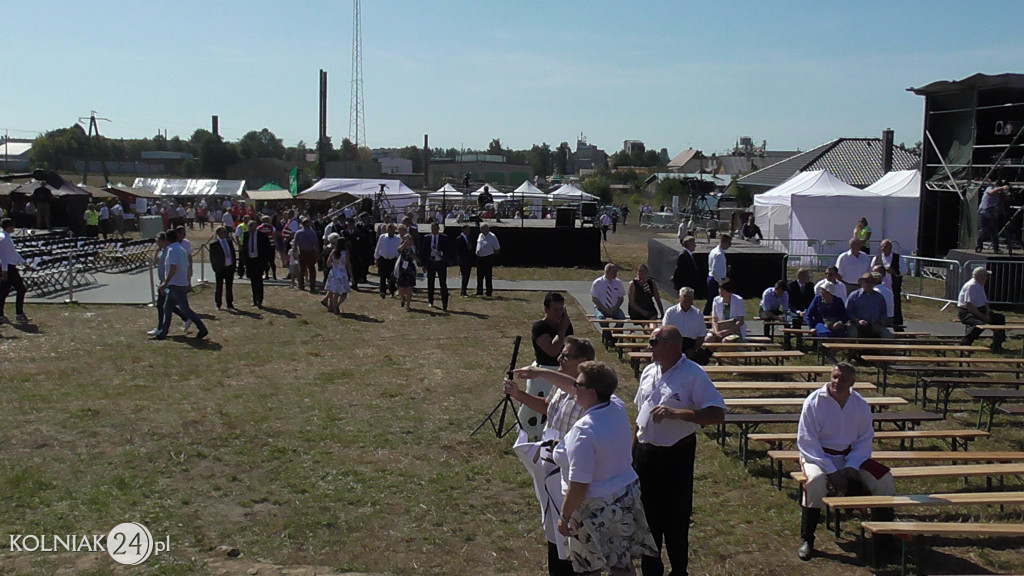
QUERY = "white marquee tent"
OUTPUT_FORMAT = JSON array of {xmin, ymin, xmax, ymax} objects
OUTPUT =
[
  {"xmin": 134, "ymin": 178, "xmax": 246, "ymax": 197},
  {"xmin": 298, "ymin": 178, "xmax": 422, "ymax": 209},
  {"xmin": 549, "ymin": 183, "xmax": 599, "ymax": 201},
  {"xmin": 752, "ymin": 171, "xmax": 886, "ymax": 250},
  {"xmin": 511, "ymin": 180, "xmax": 548, "ymax": 200},
  {"xmin": 864, "ymin": 169, "xmax": 921, "ymax": 254},
  {"xmin": 424, "ymin": 183, "xmax": 463, "ymax": 202},
  {"xmin": 473, "ymin": 184, "xmax": 507, "ymax": 201}
]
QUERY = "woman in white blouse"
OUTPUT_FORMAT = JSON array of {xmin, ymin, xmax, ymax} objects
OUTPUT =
[{"xmin": 554, "ymin": 361, "xmax": 656, "ymax": 575}]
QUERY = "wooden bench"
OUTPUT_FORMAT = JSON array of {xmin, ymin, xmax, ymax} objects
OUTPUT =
[
  {"xmin": 712, "ymin": 350, "xmax": 805, "ymax": 366},
  {"xmin": 823, "ymin": 491, "xmax": 1024, "ymax": 538},
  {"xmin": 978, "ymin": 323, "xmax": 1024, "ymax": 356},
  {"xmin": 714, "ymin": 381, "xmax": 876, "ymax": 393},
  {"xmin": 894, "ymin": 365, "xmax": 1024, "ymax": 404},
  {"xmin": 702, "ymin": 341, "xmax": 781, "ymax": 351},
  {"xmin": 860, "ymin": 521, "xmax": 1024, "ymax": 574},
  {"xmin": 765, "ymin": 446, "xmax": 1020, "ymax": 489},
  {"xmin": 965, "ymin": 388, "xmax": 1024, "ymax": 431},
  {"xmin": 920, "ymin": 377, "xmax": 1023, "ymax": 415},
  {"xmin": 789, "ymin": 462, "xmax": 1024, "ymax": 485},
  {"xmin": 704, "ymin": 364, "xmax": 834, "ymax": 380},
  {"xmin": 821, "ymin": 343, "xmax": 986, "ymax": 363},
  {"xmin": 724, "ymin": 411, "xmax": 943, "ymax": 468},
  {"xmin": 724, "ymin": 396, "xmax": 907, "ymax": 410},
  {"xmin": 748, "ymin": 428, "xmax": 988, "ymax": 452},
  {"xmin": 861, "ymin": 355, "xmax": 1024, "ymax": 394}
]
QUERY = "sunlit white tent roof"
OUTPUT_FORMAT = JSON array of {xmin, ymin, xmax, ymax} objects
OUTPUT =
[
  {"xmin": 549, "ymin": 183, "xmax": 598, "ymax": 201},
  {"xmin": 864, "ymin": 169, "xmax": 921, "ymax": 254},
  {"xmin": 298, "ymin": 178, "xmax": 422, "ymax": 208},
  {"xmin": 752, "ymin": 170, "xmax": 884, "ymax": 247},
  {"xmin": 424, "ymin": 183, "xmax": 464, "ymax": 201},
  {"xmin": 473, "ymin": 184, "xmax": 507, "ymax": 200},
  {"xmin": 133, "ymin": 178, "xmax": 246, "ymax": 197},
  {"xmin": 510, "ymin": 180, "xmax": 549, "ymax": 200}
]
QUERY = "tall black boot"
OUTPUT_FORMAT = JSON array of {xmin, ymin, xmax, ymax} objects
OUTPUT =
[{"xmin": 798, "ymin": 506, "xmax": 820, "ymax": 561}]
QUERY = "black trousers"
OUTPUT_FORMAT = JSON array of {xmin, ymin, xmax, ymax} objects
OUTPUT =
[
  {"xmin": 476, "ymin": 254, "xmax": 495, "ymax": 296},
  {"xmin": 378, "ymin": 257, "xmax": 397, "ymax": 296},
  {"xmin": 214, "ymin": 265, "xmax": 235, "ymax": 309},
  {"xmin": 426, "ymin": 261, "xmax": 449, "ymax": 308},
  {"xmin": 636, "ymin": 433, "xmax": 697, "ymax": 576},
  {"xmin": 959, "ymin": 305, "xmax": 1006, "ymax": 347},
  {"xmin": 247, "ymin": 263, "xmax": 265, "ymax": 306},
  {"xmin": 0, "ymin": 265, "xmax": 27, "ymax": 317},
  {"xmin": 460, "ymin": 263, "xmax": 473, "ymax": 296}
]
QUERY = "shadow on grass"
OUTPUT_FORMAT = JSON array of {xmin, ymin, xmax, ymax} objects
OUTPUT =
[
  {"xmin": 446, "ymin": 309, "xmax": 490, "ymax": 320},
  {"xmin": 164, "ymin": 334, "xmax": 224, "ymax": 351},
  {"xmin": 9, "ymin": 323, "xmax": 40, "ymax": 334},
  {"xmin": 261, "ymin": 305, "xmax": 298, "ymax": 319},
  {"xmin": 339, "ymin": 311, "xmax": 385, "ymax": 324},
  {"xmin": 228, "ymin": 308, "xmax": 261, "ymax": 319}
]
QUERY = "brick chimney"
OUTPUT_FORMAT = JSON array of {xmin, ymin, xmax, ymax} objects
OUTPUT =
[{"xmin": 882, "ymin": 128, "xmax": 894, "ymax": 173}]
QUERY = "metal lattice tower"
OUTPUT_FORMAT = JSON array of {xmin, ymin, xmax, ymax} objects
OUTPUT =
[{"xmin": 349, "ymin": 0, "xmax": 365, "ymax": 148}]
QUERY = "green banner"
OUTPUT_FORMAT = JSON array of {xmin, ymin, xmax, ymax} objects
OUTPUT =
[{"xmin": 289, "ymin": 167, "xmax": 298, "ymax": 197}]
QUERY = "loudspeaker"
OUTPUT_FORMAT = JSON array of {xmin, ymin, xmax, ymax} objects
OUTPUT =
[
  {"xmin": 580, "ymin": 202, "xmax": 597, "ymax": 219},
  {"xmin": 556, "ymin": 208, "xmax": 575, "ymax": 228}
]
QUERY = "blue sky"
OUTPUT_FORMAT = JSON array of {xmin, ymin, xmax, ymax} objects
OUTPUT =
[{"xmin": 3, "ymin": 1, "xmax": 1024, "ymax": 156}]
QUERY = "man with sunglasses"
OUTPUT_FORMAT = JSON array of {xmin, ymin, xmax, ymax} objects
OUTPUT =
[
  {"xmin": 634, "ymin": 325, "xmax": 726, "ymax": 576},
  {"xmin": 505, "ymin": 336, "xmax": 599, "ymax": 576}
]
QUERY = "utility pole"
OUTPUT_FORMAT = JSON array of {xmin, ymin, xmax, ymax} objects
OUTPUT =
[{"xmin": 78, "ymin": 111, "xmax": 111, "ymax": 185}]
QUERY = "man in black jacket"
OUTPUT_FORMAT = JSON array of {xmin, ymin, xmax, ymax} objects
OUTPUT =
[
  {"xmin": 241, "ymin": 217, "xmax": 273, "ymax": 308},
  {"xmin": 787, "ymin": 268, "xmax": 815, "ymax": 324},
  {"xmin": 419, "ymin": 222, "xmax": 453, "ymax": 310},
  {"xmin": 670, "ymin": 235, "xmax": 704, "ymax": 299},
  {"xmin": 208, "ymin": 226, "xmax": 237, "ymax": 310},
  {"xmin": 455, "ymin": 224, "xmax": 474, "ymax": 297}
]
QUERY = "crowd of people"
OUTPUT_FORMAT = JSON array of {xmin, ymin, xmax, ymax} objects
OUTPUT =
[{"xmin": 146, "ymin": 206, "xmax": 509, "ymax": 342}]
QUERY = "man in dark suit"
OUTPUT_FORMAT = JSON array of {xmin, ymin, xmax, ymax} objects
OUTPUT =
[
  {"xmin": 419, "ymin": 221, "xmax": 453, "ymax": 310},
  {"xmin": 242, "ymin": 217, "xmax": 273, "ymax": 308},
  {"xmin": 670, "ymin": 235, "xmax": 704, "ymax": 298},
  {"xmin": 787, "ymin": 268, "xmax": 815, "ymax": 324},
  {"xmin": 455, "ymin": 224, "xmax": 474, "ymax": 297},
  {"xmin": 208, "ymin": 225, "xmax": 237, "ymax": 310}
]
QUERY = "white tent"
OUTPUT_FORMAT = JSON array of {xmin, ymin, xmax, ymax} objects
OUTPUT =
[
  {"xmin": 134, "ymin": 178, "xmax": 246, "ymax": 197},
  {"xmin": 864, "ymin": 169, "xmax": 921, "ymax": 254},
  {"xmin": 473, "ymin": 184, "xmax": 507, "ymax": 201},
  {"xmin": 299, "ymin": 178, "xmax": 422, "ymax": 209},
  {"xmin": 549, "ymin": 183, "xmax": 598, "ymax": 201},
  {"xmin": 424, "ymin": 183, "xmax": 464, "ymax": 201},
  {"xmin": 753, "ymin": 170, "xmax": 885, "ymax": 250}
]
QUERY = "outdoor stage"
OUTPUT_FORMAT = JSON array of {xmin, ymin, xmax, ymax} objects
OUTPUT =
[
  {"xmin": 441, "ymin": 218, "xmax": 602, "ymax": 268},
  {"xmin": 647, "ymin": 236, "xmax": 788, "ymax": 300}
]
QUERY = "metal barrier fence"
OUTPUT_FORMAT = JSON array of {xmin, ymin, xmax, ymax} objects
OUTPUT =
[
  {"xmin": 902, "ymin": 256, "xmax": 961, "ymax": 304},
  {"xmin": 961, "ymin": 259, "xmax": 1024, "ymax": 306}
]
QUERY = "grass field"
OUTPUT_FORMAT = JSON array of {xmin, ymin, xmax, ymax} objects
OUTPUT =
[{"xmin": 1, "ymin": 223, "xmax": 1023, "ymax": 575}]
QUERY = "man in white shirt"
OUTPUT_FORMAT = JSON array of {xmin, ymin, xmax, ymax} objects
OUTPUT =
[
  {"xmin": 154, "ymin": 228, "xmax": 208, "ymax": 341},
  {"xmin": 635, "ymin": 325, "xmax": 726, "ymax": 576},
  {"xmin": 796, "ymin": 362, "xmax": 895, "ymax": 561},
  {"xmin": 475, "ymin": 223, "xmax": 500, "ymax": 297},
  {"xmin": 835, "ymin": 239, "xmax": 872, "ymax": 294},
  {"xmin": 957, "ymin": 266, "xmax": 1006, "ymax": 352},
  {"xmin": 0, "ymin": 218, "xmax": 29, "ymax": 324},
  {"xmin": 814, "ymin": 266, "xmax": 848, "ymax": 302},
  {"xmin": 374, "ymin": 223, "xmax": 402, "ymax": 299},
  {"xmin": 590, "ymin": 262, "xmax": 626, "ymax": 345},
  {"xmin": 599, "ymin": 211, "xmax": 612, "ymax": 241},
  {"xmin": 705, "ymin": 234, "xmax": 731, "ymax": 315},
  {"xmin": 662, "ymin": 287, "xmax": 706, "ymax": 360},
  {"xmin": 871, "ymin": 266, "xmax": 895, "ymax": 328}
]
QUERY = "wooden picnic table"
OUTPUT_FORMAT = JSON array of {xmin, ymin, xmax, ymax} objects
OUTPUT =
[
  {"xmin": 920, "ymin": 377, "xmax": 1023, "ymax": 415},
  {"xmin": 859, "ymin": 520, "xmax": 1024, "ymax": 574},
  {"xmin": 712, "ymin": 350, "xmax": 805, "ymax": 366},
  {"xmin": 713, "ymin": 381, "xmax": 876, "ymax": 392},
  {"xmin": 724, "ymin": 396, "xmax": 907, "ymax": 409},
  {"xmin": 965, "ymin": 388, "xmax": 1024, "ymax": 431},
  {"xmin": 748, "ymin": 428, "xmax": 988, "ymax": 452},
  {"xmin": 821, "ymin": 343, "xmax": 987, "ymax": 362},
  {"xmin": 825, "ymin": 491, "xmax": 1024, "ymax": 539},
  {"xmin": 860, "ymin": 355, "xmax": 1024, "ymax": 394},
  {"xmin": 720, "ymin": 410, "xmax": 943, "ymax": 466}
]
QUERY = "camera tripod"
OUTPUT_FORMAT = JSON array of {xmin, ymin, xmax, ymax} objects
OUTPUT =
[{"xmin": 471, "ymin": 336, "xmax": 523, "ymax": 438}]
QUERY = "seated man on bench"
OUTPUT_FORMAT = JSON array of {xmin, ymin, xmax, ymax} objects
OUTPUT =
[
  {"xmin": 845, "ymin": 272, "xmax": 891, "ymax": 339},
  {"xmin": 758, "ymin": 279, "xmax": 790, "ymax": 337},
  {"xmin": 806, "ymin": 281, "xmax": 848, "ymax": 337},
  {"xmin": 958, "ymin": 266, "xmax": 1006, "ymax": 353},
  {"xmin": 796, "ymin": 362, "xmax": 895, "ymax": 561}
]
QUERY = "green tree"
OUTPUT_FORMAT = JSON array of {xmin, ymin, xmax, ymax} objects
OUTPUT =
[
  {"xmin": 487, "ymin": 138, "xmax": 504, "ymax": 157},
  {"xmin": 656, "ymin": 177, "xmax": 686, "ymax": 207},
  {"xmin": 582, "ymin": 176, "xmax": 612, "ymax": 203},
  {"xmin": 398, "ymin": 145, "xmax": 424, "ymax": 173},
  {"xmin": 659, "ymin": 148, "xmax": 670, "ymax": 165},
  {"xmin": 197, "ymin": 134, "xmax": 238, "ymax": 178},
  {"xmin": 238, "ymin": 128, "xmax": 286, "ymax": 160},
  {"xmin": 554, "ymin": 142, "xmax": 571, "ymax": 175}
]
